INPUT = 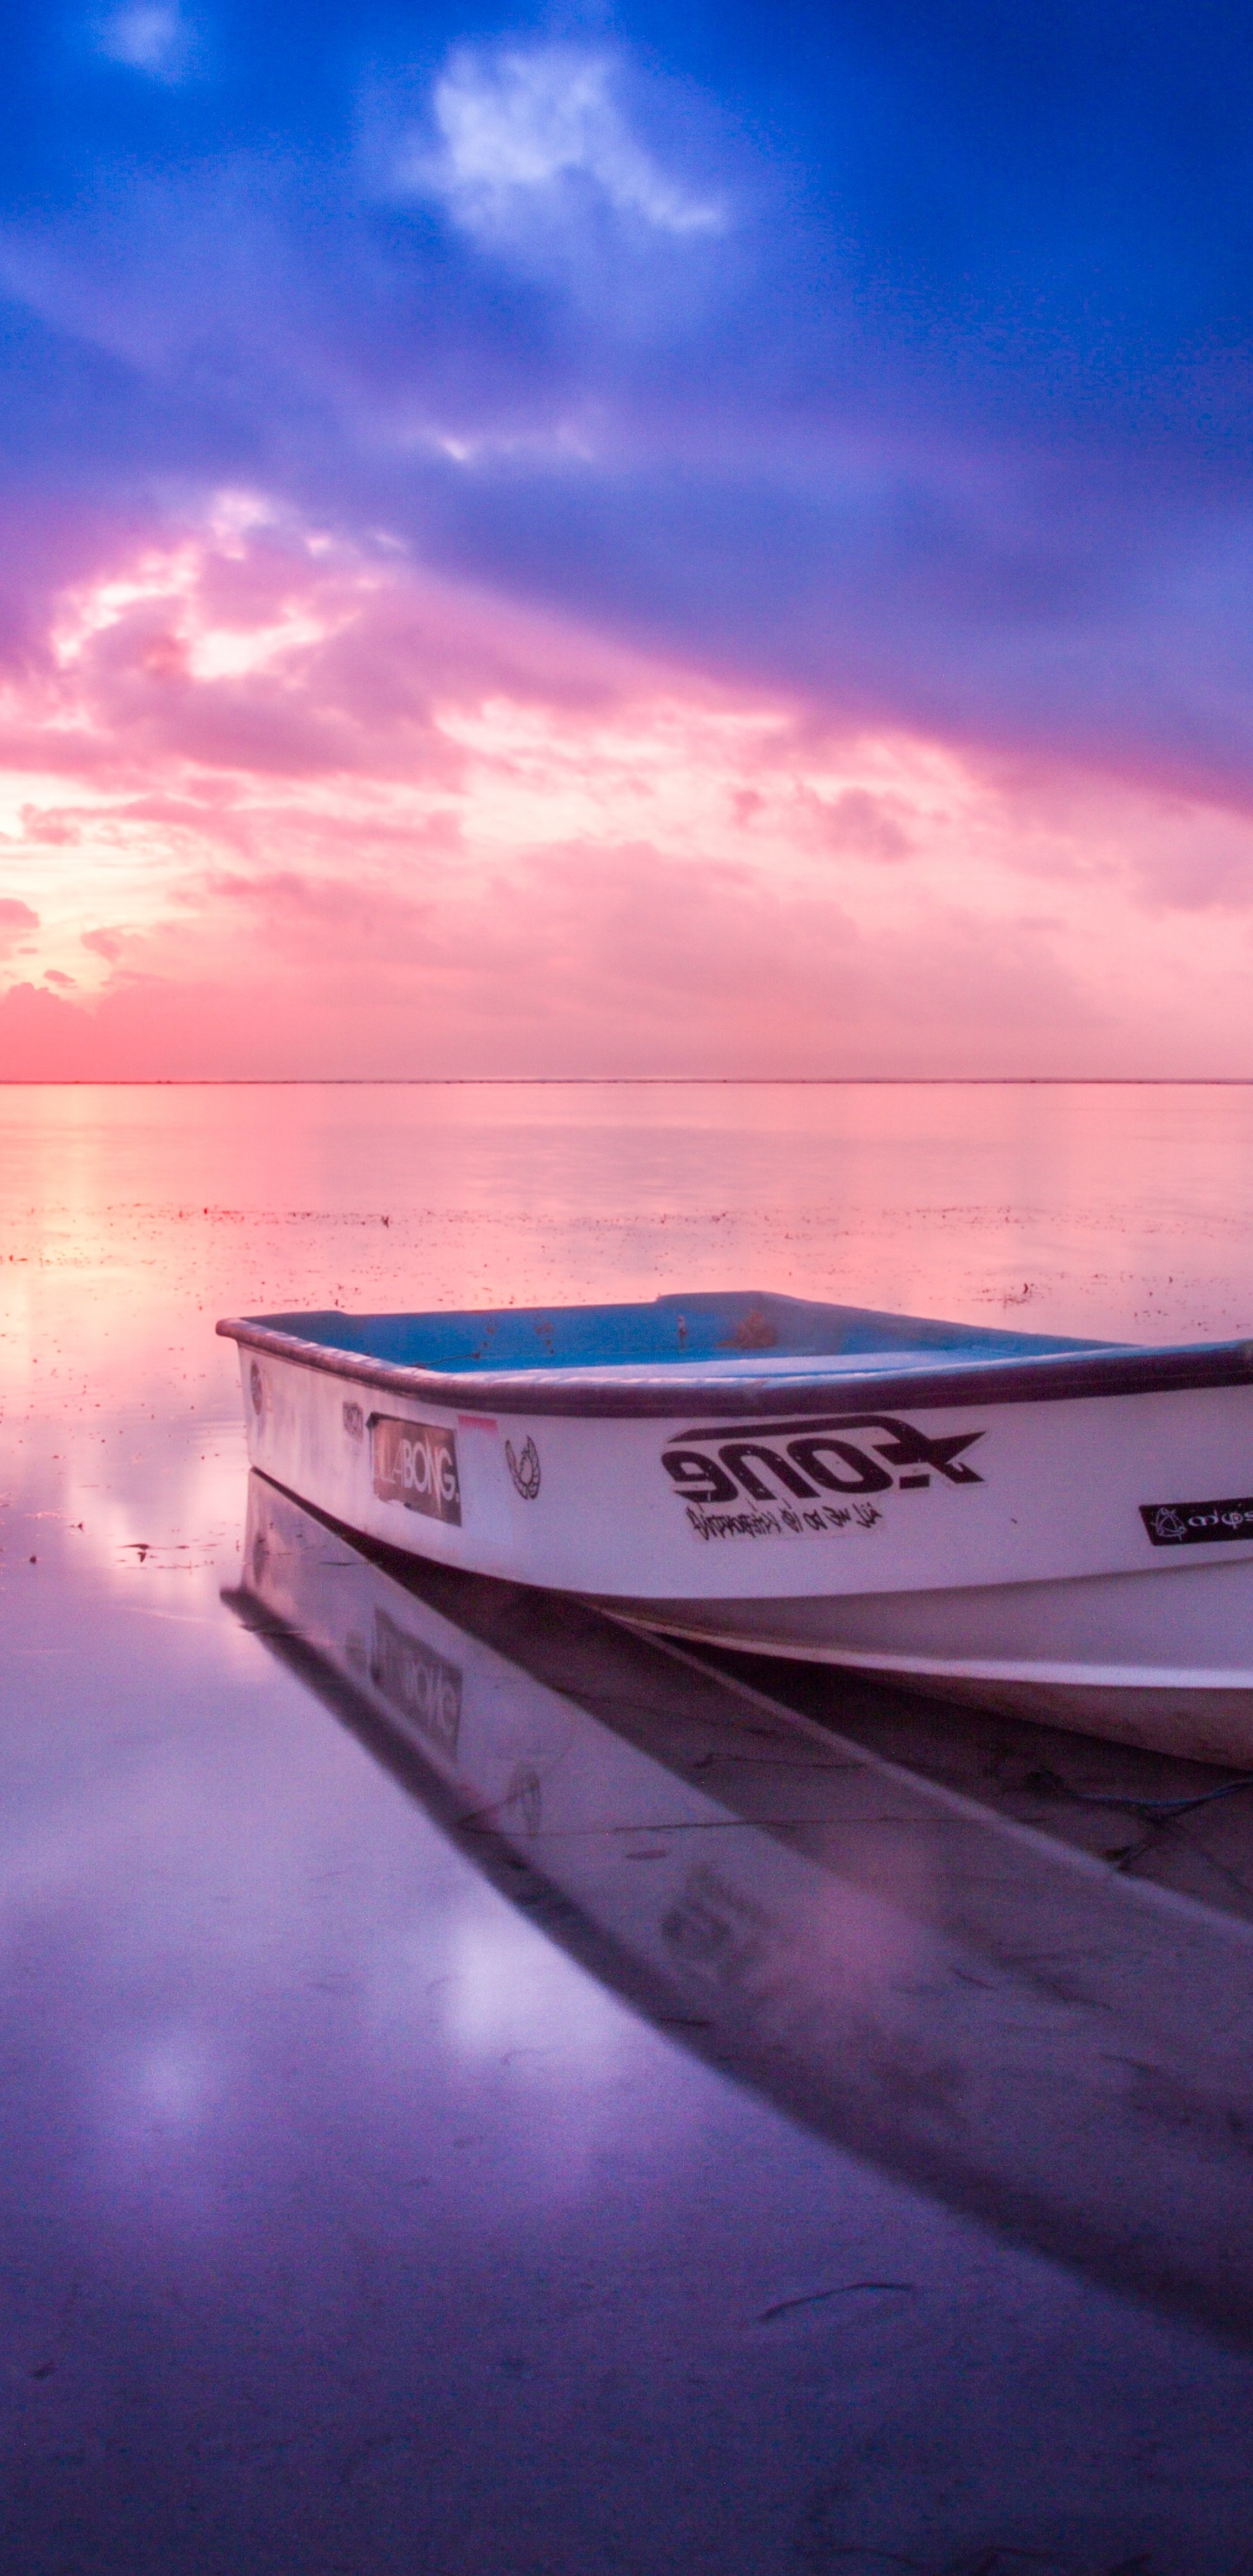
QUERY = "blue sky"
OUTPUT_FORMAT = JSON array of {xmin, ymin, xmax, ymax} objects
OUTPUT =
[{"xmin": 3, "ymin": 2, "xmax": 1253, "ymax": 1074}]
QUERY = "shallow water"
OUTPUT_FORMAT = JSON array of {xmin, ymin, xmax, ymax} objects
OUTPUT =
[{"xmin": 5, "ymin": 1079, "xmax": 1253, "ymax": 2573}]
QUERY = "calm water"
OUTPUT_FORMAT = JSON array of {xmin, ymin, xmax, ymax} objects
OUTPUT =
[{"xmin": 6, "ymin": 1080, "xmax": 1253, "ymax": 2574}]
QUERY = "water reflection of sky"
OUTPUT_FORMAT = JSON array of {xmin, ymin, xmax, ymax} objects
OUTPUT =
[{"xmin": 4, "ymin": 1082, "xmax": 1253, "ymax": 2572}]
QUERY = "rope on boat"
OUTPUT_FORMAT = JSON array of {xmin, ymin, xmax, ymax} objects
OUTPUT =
[{"xmin": 1020, "ymin": 1763, "xmax": 1253, "ymax": 1822}]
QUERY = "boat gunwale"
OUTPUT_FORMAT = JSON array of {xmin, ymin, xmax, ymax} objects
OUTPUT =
[{"xmin": 217, "ymin": 1314, "xmax": 1253, "ymax": 1419}]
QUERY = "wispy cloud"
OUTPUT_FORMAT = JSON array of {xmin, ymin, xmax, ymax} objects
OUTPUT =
[
  {"xmin": 399, "ymin": 44, "xmax": 725, "ymax": 266},
  {"xmin": 96, "ymin": 4, "xmax": 196, "ymax": 82}
]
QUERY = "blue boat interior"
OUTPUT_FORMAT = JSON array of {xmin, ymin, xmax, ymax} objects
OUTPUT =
[{"xmin": 253, "ymin": 1290, "xmax": 1106, "ymax": 1375}]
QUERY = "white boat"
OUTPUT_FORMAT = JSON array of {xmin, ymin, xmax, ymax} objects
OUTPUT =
[{"xmin": 218, "ymin": 1288, "xmax": 1253, "ymax": 1764}]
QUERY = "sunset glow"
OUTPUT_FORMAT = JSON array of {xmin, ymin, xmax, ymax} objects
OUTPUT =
[
  {"xmin": 3, "ymin": 497, "xmax": 1253, "ymax": 1077},
  {"xmin": 3, "ymin": 13, "xmax": 1253, "ymax": 1073}
]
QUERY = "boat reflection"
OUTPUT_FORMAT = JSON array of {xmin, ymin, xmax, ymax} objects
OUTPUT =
[{"xmin": 227, "ymin": 1470, "xmax": 1253, "ymax": 2348}]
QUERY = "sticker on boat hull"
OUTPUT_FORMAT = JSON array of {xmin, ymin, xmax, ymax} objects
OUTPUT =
[
  {"xmin": 506, "ymin": 1435, "xmax": 541, "ymax": 1499},
  {"xmin": 661, "ymin": 1411, "xmax": 983, "ymax": 1540},
  {"xmin": 371, "ymin": 1413, "xmax": 461, "ymax": 1525},
  {"xmin": 1141, "ymin": 1495, "xmax": 1253, "ymax": 1546}
]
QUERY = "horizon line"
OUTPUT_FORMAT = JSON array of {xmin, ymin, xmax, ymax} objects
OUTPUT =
[{"xmin": 4, "ymin": 1075, "xmax": 1253, "ymax": 1090}]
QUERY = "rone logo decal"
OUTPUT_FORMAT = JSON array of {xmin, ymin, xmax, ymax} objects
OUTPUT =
[
  {"xmin": 372, "ymin": 1413, "xmax": 461, "ymax": 1526},
  {"xmin": 662, "ymin": 1412, "xmax": 983, "ymax": 1541}
]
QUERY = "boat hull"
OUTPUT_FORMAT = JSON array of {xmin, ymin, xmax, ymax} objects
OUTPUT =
[
  {"xmin": 223, "ymin": 1330, "xmax": 1253, "ymax": 1761},
  {"xmin": 606, "ymin": 1560, "xmax": 1253, "ymax": 1764}
]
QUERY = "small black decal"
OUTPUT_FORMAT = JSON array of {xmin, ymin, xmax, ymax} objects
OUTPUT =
[
  {"xmin": 372, "ymin": 1414, "xmax": 461, "ymax": 1525},
  {"xmin": 342, "ymin": 1400, "xmax": 364, "ymax": 1443},
  {"xmin": 250, "ymin": 1359, "xmax": 265, "ymax": 1418},
  {"xmin": 506, "ymin": 1435, "xmax": 542, "ymax": 1500},
  {"xmin": 1141, "ymin": 1495, "xmax": 1253, "ymax": 1546}
]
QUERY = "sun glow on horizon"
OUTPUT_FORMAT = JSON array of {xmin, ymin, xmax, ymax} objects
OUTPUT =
[{"xmin": 3, "ymin": 495, "xmax": 1253, "ymax": 1077}]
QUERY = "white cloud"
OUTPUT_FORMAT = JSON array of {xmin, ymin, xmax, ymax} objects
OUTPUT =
[
  {"xmin": 404, "ymin": 45, "xmax": 725, "ymax": 253},
  {"xmin": 97, "ymin": 3, "xmax": 194, "ymax": 80}
]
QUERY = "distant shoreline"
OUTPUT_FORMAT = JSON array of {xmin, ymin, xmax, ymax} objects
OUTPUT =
[{"xmin": 3, "ymin": 1076, "xmax": 1253, "ymax": 1090}]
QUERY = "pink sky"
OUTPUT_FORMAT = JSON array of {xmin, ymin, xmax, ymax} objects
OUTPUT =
[{"xmin": 3, "ymin": 493, "xmax": 1253, "ymax": 1078}]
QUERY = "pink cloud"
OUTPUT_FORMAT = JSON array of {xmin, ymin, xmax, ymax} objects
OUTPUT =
[
  {"xmin": 18, "ymin": 804, "xmax": 81, "ymax": 845},
  {"xmin": 0, "ymin": 981, "xmax": 100, "ymax": 1075},
  {"xmin": 81, "ymin": 928, "xmax": 130, "ymax": 963},
  {"xmin": 0, "ymin": 896, "xmax": 40, "ymax": 956},
  {"xmin": 801, "ymin": 785, "xmax": 915, "ymax": 862},
  {"xmin": 2, "ymin": 498, "xmax": 1253, "ymax": 1077}
]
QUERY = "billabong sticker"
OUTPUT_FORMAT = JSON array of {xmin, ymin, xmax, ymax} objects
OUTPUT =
[
  {"xmin": 662, "ymin": 1411, "xmax": 983, "ymax": 1541},
  {"xmin": 372, "ymin": 1413, "xmax": 461, "ymax": 1525},
  {"xmin": 1141, "ymin": 1495, "xmax": 1253, "ymax": 1546}
]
